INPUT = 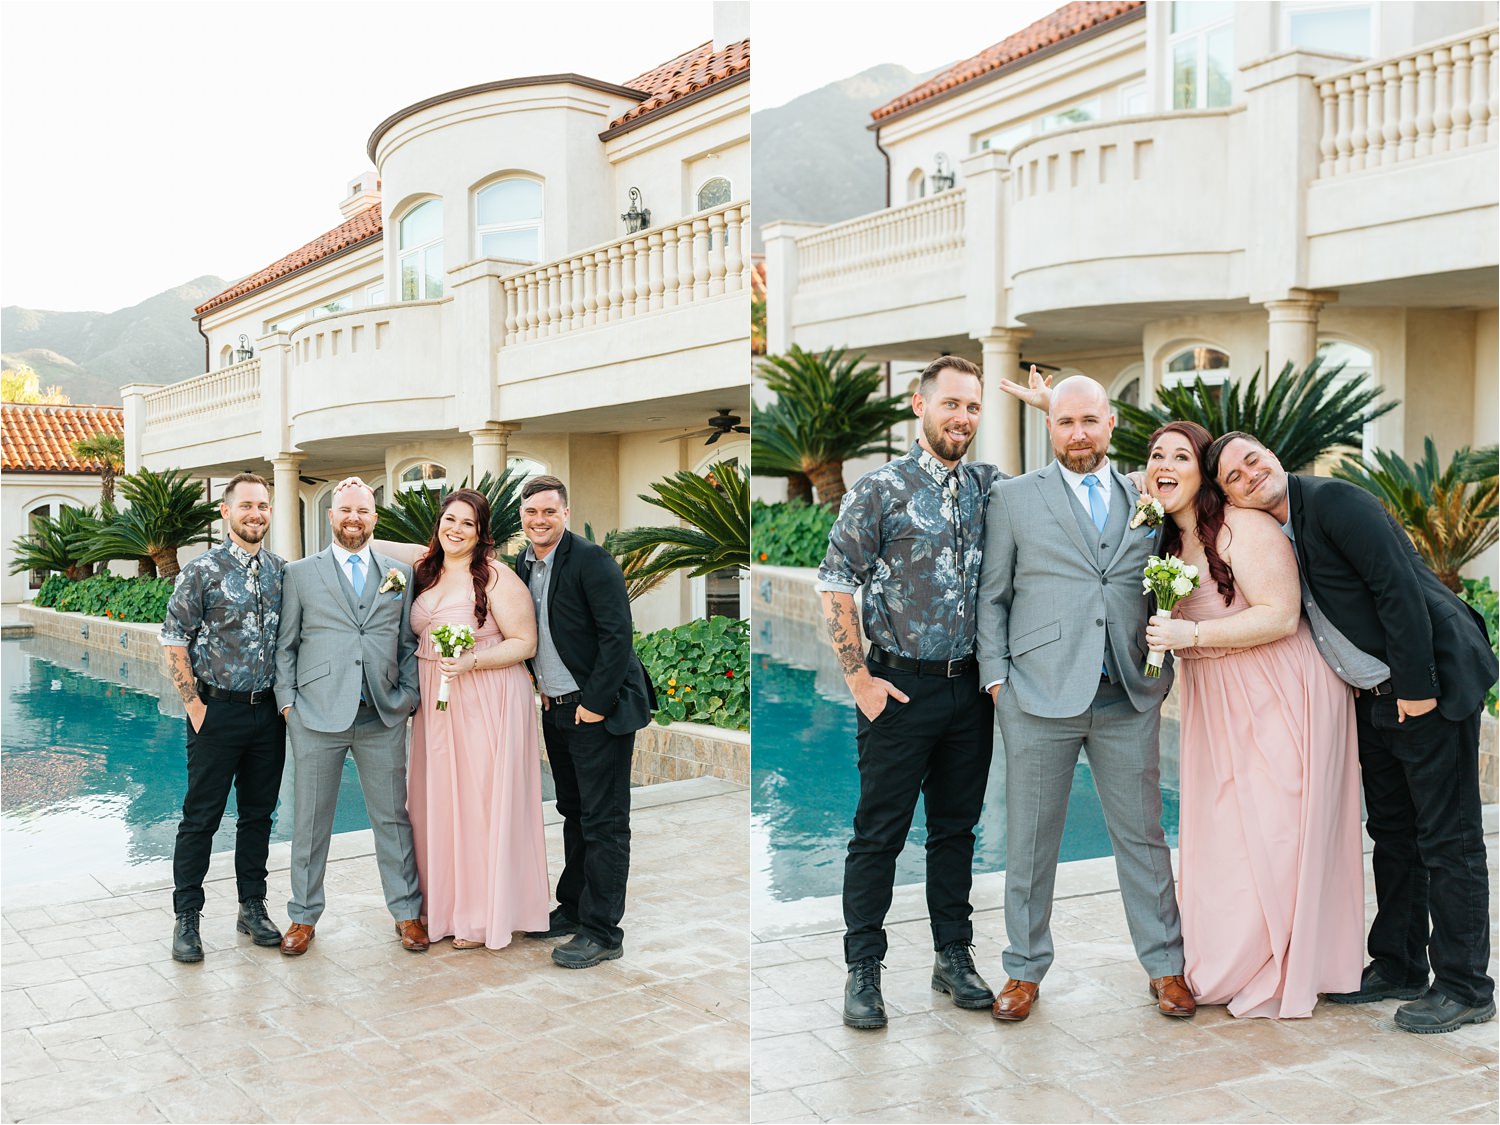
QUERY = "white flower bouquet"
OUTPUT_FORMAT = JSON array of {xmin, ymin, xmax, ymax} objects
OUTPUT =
[
  {"xmin": 430, "ymin": 623, "xmax": 476, "ymax": 710},
  {"xmin": 1140, "ymin": 555, "xmax": 1199, "ymax": 677}
]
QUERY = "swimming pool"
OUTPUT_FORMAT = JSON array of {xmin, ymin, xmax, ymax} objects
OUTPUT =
[
  {"xmin": 751, "ymin": 649, "xmax": 1180, "ymax": 904},
  {"xmin": 1, "ymin": 635, "xmax": 372, "ymax": 891}
]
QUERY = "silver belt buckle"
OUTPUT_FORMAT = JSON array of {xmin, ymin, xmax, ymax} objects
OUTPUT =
[{"xmin": 946, "ymin": 658, "xmax": 961, "ymax": 678}]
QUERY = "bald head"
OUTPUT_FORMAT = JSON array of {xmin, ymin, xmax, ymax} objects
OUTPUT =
[
  {"xmin": 1047, "ymin": 376, "xmax": 1115, "ymax": 474},
  {"xmin": 329, "ymin": 479, "xmax": 377, "ymax": 551}
]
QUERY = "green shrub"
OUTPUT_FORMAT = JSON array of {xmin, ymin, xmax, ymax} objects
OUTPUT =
[
  {"xmin": 752, "ymin": 500, "xmax": 836, "ymax": 568},
  {"xmin": 106, "ymin": 577, "xmax": 175, "ymax": 623},
  {"xmin": 54, "ymin": 574, "xmax": 127, "ymax": 615},
  {"xmin": 32, "ymin": 573, "xmax": 72, "ymax": 607},
  {"xmin": 634, "ymin": 615, "xmax": 749, "ymax": 731},
  {"xmin": 1461, "ymin": 576, "xmax": 1499, "ymax": 717},
  {"xmin": 38, "ymin": 573, "xmax": 175, "ymax": 624}
]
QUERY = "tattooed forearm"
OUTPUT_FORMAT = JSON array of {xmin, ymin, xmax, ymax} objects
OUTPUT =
[
  {"xmin": 166, "ymin": 647, "xmax": 199, "ymax": 706},
  {"xmin": 822, "ymin": 592, "xmax": 866, "ymax": 678}
]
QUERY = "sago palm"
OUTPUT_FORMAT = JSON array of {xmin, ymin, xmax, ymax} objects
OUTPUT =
[
  {"xmin": 1333, "ymin": 438, "xmax": 1499, "ymax": 592},
  {"xmin": 610, "ymin": 460, "xmax": 750, "ymax": 583},
  {"xmin": 71, "ymin": 432, "xmax": 125, "ymax": 513},
  {"xmin": 1111, "ymin": 358, "xmax": 1398, "ymax": 471},
  {"xmin": 375, "ymin": 467, "xmax": 528, "ymax": 554},
  {"xmin": 8, "ymin": 504, "xmax": 101, "ymax": 582},
  {"xmin": 85, "ymin": 468, "xmax": 218, "ymax": 578},
  {"xmin": 752, "ymin": 345, "xmax": 909, "ymax": 508}
]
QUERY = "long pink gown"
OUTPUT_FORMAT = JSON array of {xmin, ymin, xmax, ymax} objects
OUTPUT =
[
  {"xmin": 409, "ymin": 589, "xmax": 550, "ymax": 948},
  {"xmin": 1174, "ymin": 582, "xmax": 1364, "ymax": 1018}
]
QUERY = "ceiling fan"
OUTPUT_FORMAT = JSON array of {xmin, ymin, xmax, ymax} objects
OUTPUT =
[{"xmin": 661, "ymin": 408, "xmax": 750, "ymax": 445}]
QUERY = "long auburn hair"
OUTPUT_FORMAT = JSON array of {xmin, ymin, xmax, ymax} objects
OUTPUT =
[
  {"xmin": 1148, "ymin": 421, "xmax": 1235, "ymax": 606},
  {"xmin": 412, "ymin": 489, "xmax": 495, "ymax": 628}
]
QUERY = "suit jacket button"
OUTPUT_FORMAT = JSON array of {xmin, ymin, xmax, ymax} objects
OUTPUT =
[
  {"xmin": 1096, "ymin": 619, "xmax": 1104, "ymax": 627},
  {"xmin": 355, "ymin": 659, "xmax": 362, "ymax": 666},
  {"xmin": 1100, "ymin": 577, "xmax": 1108, "ymax": 585}
]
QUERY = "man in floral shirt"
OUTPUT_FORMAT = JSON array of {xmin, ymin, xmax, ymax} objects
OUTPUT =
[{"xmin": 817, "ymin": 355, "xmax": 1001, "ymax": 1029}]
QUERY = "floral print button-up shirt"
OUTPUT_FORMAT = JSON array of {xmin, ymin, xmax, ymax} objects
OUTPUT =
[{"xmin": 160, "ymin": 540, "xmax": 284, "ymax": 692}]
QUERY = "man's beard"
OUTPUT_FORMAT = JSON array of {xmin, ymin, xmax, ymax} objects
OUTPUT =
[
  {"xmin": 231, "ymin": 517, "xmax": 267, "ymax": 544},
  {"xmin": 333, "ymin": 524, "xmax": 371, "ymax": 550},
  {"xmin": 923, "ymin": 415, "xmax": 974, "ymax": 462},
  {"xmin": 1058, "ymin": 446, "xmax": 1106, "ymax": 474}
]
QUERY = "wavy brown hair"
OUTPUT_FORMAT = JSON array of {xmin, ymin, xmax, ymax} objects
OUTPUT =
[
  {"xmin": 1148, "ymin": 421, "xmax": 1235, "ymax": 606},
  {"xmin": 412, "ymin": 489, "xmax": 495, "ymax": 628}
]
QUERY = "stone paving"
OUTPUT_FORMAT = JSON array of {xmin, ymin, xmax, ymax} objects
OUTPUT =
[
  {"xmin": 751, "ymin": 812, "xmax": 1499, "ymax": 1124},
  {"xmin": 2, "ymin": 777, "xmax": 750, "ymax": 1124}
]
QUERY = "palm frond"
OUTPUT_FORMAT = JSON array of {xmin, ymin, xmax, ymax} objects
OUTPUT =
[
  {"xmin": 610, "ymin": 460, "xmax": 750, "ymax": 582},
  {"xmin": 375, "ymin": 466, "xmax": 529, "ymax": 554}
]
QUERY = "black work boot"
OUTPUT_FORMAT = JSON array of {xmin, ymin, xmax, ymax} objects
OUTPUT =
[
  {"xmin": 236, "ymin": 898, "xmax": 283, "ymax": 947},
  {"xmin": 1394, "ymin": 990, "xmax": 1497, "ymax": 1034},
  {"xmin": 843, "ymin": 956, "xmax": 887, "ymax": 1029},
  {"xmin": 1325, "ymin": 963, "xmax": 1427, "ymax": 1005},
  {"xmin": 932, "ymin": 940, "xmax": 995, "ymax": 1009},
  {"xmin": 172, "ymin": 910, "xmax": 204, "ymax": 963}
]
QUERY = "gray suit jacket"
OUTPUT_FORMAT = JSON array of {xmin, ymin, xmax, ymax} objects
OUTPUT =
[
  {"xmin": 977, "ymin": 461, "xmax": 1172, "ymax": 718},
  {"xmin": 274, "ymin": 548, "xmax": 419, "ymax": 732}
]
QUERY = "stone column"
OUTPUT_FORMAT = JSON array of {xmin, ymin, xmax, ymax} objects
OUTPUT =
[
  {"xmin": 977, "ymin": 330, "xmax": 1031, "ymax": 475},
  {"xmin": 469, "ymin": 424, "xmax": 518, "ymax": 483},
  {"xmin": 760, "ymin": 220, "xmax": 825, "ymax": 358},
  {"xmin": 118, "ymin": 383, "xmax": 162, "ymax": 474},
  {"xmin": 270, "ymin": 454, "xmax": 304, "ymax": 561},
  {"xmin": 1264, "ymin": 290, "xmax": 1337, "ymax": 378}
]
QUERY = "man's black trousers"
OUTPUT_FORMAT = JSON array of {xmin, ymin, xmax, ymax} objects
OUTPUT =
[
  {"xmin": 542, "ymin": 706, "xmax": 635, "ymax": 948},
  {"xmin": 172, "ymin": 697, "xmax": 286, "ymax": 914},
  {"xmin": 843, "ymin": 662, "xmax": 994, "ymax": 965}
]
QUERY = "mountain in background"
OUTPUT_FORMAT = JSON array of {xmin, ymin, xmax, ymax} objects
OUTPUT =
[
  {"xmin": 751, "ymin": 63, "xmax": 941, "ymax": 253},
  {"xmin": 2, "ymin": 276, "xmax": 226, "ymax": 405}
]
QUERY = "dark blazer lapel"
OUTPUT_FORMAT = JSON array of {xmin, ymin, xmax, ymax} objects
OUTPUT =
[
  {"xmin": 546, "ymin": 532, "xmax": 573, "ymax": 625},
  {"xmin": 1034, "ymin": 462, "xmax": 1093, "ymax": 568},
  {"xmin": 314, "ymin": 549, "xmax": 361, "ymax": 626},
  {"xmin": 1286, "ymin": 476, "xmax": 1312, "ymax": 576}
]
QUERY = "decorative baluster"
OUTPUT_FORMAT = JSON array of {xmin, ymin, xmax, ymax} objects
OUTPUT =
[
  {"xmin": 602, "ymin": 244, "xmax": 621, "ymax": 322},
  {"xmin": 581, "ymin": 253, "xmax": 598, "ymax": 328},
  {"xmin": 1382, "ymin": 63, "xmax": 1402, "ymax": 165},
  {"xmin": 1334, "ymin": 77, "xmax": 1354, "ymax": 173},
  {"xmin": 557, "ymin": 261, "xmax": 574, "ymax": 337},
  {"xmin": 1349, "ymin": 73, "xmax": 1369, "ymax": 170},
  {"xmin": 646, "ymin": 232, "xmax": 664, "ymax": 311},
  {"xmin": 525, "ymin": 273, "xmax": 541, "ymax": 341},
  {"xmin": 1433, "ymin": 47, "xmax": 1453, "ymax": 154},
  {"xmin": 1469, "ymin": 34, "xmax": 1491, "ymax": 145},
  {"xmin": 661, "ymin": 224, "xmax": 680, "ymax": 307},
  {"xmin": 1487, "ymin": 32, "xmax": 1498, "ymax": 144},
  {"xmin": 502, "ymin": 279, "xmax": 517, "ymax": 344},
  {"xmin": 619, "ymin": 238, "xmax": 638, "ymax": 320},
  {"xmin": 1415, "ymin": 51, "xmax": 1435, "ymax": 156},
  {"xmin": 692, "ymin": 218, "xmax": 710, "ymax": 301},
  {"xmin": 1450, "ymin": 42, "xmax": 1471, "ymax": 149},
  {"xmin": 707, "ymin": 212, "xmax": 727, "ymax": 297},
  {"xmin": 1363, "ymin": 67, "xmax": 1385, "ymax": 164},
  {"xmin": 724, "ymin": 206, "xmax": 745, "ymax": 292},
  {"xmin": 678, "ymin": 221, "xmax": 697, "ymax": 302},
  {"xmin": 1398, "ymin": 58, "xmax": 1418, "ymax": 161}
]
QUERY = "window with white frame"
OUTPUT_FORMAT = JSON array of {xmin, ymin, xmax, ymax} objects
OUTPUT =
[
  {"xmin": 1040, "ymin": 98, "xmax": 1101, "ymax": 132},
  {"xmin": 906, "ymin": 168, "xmax": 927, "ymax": 201},
  {"xmin": 399, "ymin": 200, "xmax": 444, "ymax": 300},
  {"xmin": 475, "ymin": 179, "xmax": 542, "ymax": 264},
  {"xmin": 978, "ymin": 122, "xmax": 1032, "ymax": 152},
  {"xmin": 219, "ymin": 345, "xmax": 235, "ymax": 369},
  {"xmin": 691, "ymin": 451, "xmax": 748, "ymax": 620},
  {"xmin": 25, "ymin": 502, "xmax": 72, "ymax": 589},
  {"xmin": 1284, "ymin": 3, "xmax": 1371, "ymax": 57},
  {"xmin": 1120, "ymin": 81, "xmax": 1148, "ymax": 116},
  {"xmin": 507, "ymin": 455, "xmax": 547, "ymax": 485},
  {"xmin": 1317, "ymin": 339, "xmax": 1377, "ymax": 461},
  {"xmin": 400, "ymin": 461, "xmax": 448, "ymax": 492},
  {"xmin": 696, "ymin": 177, "xmax": 732, "ymax": 211},
  {"xmin": 1162, "ymin": 345, "xmax": 1231, "ymax": 408},
  {"xmin": 1170, "ymin": 2, "xmax": 1235, "ymax": 109},
  {"xmin": 365, "ymin": 281, "xmax": 386, "ymax": 307}
]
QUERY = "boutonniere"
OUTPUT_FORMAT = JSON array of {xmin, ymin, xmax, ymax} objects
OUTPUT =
[
  {"xmin": 1128, "ymin": 496, "xmax": 1164, "ymax": 530},
  {"xmin": 378, "ymin": 567, "xmax": 406, "ymax": 594}
]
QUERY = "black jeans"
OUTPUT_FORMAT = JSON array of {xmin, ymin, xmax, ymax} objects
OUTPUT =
[
  {"xmin": 542, "ymin": 706, "xmax": 634, "ymax": 948},
  {"xmin": 1356, "ymin": 693, "xmax": 1493, "ymax": 1006},
  {"xmin": 172, "ymin": 697, "xmax": 286, "ymax": 914},
  {"xmin": 843, "ymin": 662, "xmax": 994, "ymax": 965}
]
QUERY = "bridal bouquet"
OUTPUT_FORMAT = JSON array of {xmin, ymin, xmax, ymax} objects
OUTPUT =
[
  {"xmin": 1141, "ymin": 555, "xmax": 1199, "ymax": 677},
  {"xmin": 430, "ymin": 623, "xmax": 476, "ymax": 710}
]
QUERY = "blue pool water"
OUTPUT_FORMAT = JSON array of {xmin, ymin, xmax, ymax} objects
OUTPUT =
[
  {"xmin": 751, "ymin": 654, "xmax": 1180, "ymax": 904},
  {"xmin": 1, "ymin": 636, "xmax": 371, "ymax": 890}
]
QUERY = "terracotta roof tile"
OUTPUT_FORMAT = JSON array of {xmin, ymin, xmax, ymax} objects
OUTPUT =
[
  {"xmin": 872, "ymin": 2, "xmax": 1144, "ymax": 122},
  {"xmin": 196, "ymin": 203, "xmax": 384, "ymax": 316},
  {"xmin": 609, "ymin": 38, "xmax": 750, "ymax": 132},
  {"xmin": 2, "ymin": 403, "xmax": 124, "ymax": 474}
]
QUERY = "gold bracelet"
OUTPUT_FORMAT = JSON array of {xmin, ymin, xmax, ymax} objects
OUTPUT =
[{"xmin": 1192, "ymin": 622, "xmax": 1200, "ymax": 647}]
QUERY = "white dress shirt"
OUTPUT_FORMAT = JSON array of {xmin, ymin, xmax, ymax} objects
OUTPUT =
[
  {"xmin": 1058, "ymin": 457, "xmax": 1114, "ymax": 519},
  {"xmin": 330, "ymin": 541, "xmax": 375, "ymax": 592}
]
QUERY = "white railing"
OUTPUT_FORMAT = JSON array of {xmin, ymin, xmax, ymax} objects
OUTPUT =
[
  {"xmin": 501, "ymin": 200, "xmax": 749, "ymax": 346},
  {"xmin": 1317, "ymin": 24, "xmax": 1497, "ymax": 177},
  {"xmin": 142, "ymin": 358, "xmax": 260, "ymax": 428},
  {"xmin": 797, "ymin": 190, "xmax": 966, "ymax": 289}
]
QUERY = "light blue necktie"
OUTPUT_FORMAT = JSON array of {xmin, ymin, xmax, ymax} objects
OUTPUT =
[
  {"xmin": 347, "ymin": 552, "xmax": 365, "ymax": 597},
  {"xmin": 1082, "ymin": 473, "xmax": 1108, "ymax": 532}
]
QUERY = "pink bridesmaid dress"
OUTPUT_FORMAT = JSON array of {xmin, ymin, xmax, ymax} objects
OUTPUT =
[
  {"xmin": 1174, "ymin": 582, "xmax": 1365, "ymax": 1018},
  {"xmin": 409, "ymin": 588, "xmax": 550, "ymax": 948}
]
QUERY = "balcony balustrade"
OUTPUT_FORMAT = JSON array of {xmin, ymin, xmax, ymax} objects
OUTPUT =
[
  {"xmin": 797, "ymin": 190, "xmax": 966, "ymax": 291},
  {"xmin": 141, "ymin": 358, "xmax": 260, "ymax": 429}
]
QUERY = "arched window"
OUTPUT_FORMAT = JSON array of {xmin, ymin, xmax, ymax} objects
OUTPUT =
[
  {"xmin": 507, "ymin": 455, "xmax": 547, "ymax": 484},
  {"xmin": 1317, "ymin": 339, "xmax": 1377, "ymax": 462},
  {"xmin": 1162, "ymin": 345, "xmax": 1230, "ymax": 407},
  {"xmin": 219, "ymin": 345, "xmax": 235, "ymax": 369},
  {"xmin": 696, "ymin": 177, "xmax": 732, "ymax": 211},
  {"xmin": 475, "ymin": 179, "xmax": 543, "ymax": 263},
  {"xmin": 906, "ymin": 168, "xmax": 927, "ymax": 202},
  {"xmin": 399, "ymin": 461, "xmax": 448, "ymax": 492},
  {"xmin": 399, "ymin": 200, "xmax": 444, "ymax": 300},
  {"xmin": 691, "ymin": 445, "xmax": 749, "ymax": 620}
]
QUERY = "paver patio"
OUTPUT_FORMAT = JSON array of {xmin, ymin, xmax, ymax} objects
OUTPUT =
[
  {"xmin": 2, "ymin": 777, "xmax": 750, "ymax": 1124},
  {"xmin": 751, "ymin": 810, "xmax": 1498, "ymax": 1124}
]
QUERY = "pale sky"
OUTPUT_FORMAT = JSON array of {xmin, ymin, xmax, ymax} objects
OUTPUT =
[{"xmin": 2, "ymin": 0, "xmax": 1058, "ymax": 313}]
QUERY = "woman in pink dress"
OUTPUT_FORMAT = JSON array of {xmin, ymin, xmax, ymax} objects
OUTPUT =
[
  {"xmin": 1142, "ymin": 422, "xmax": 1363, "ymax": 1017},
  {"xmin": 388, "ymin": 487, "xmax": 550, "ymax": 949}
]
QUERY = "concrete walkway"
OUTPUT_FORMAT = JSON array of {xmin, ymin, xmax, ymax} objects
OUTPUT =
[
  {"xmin": 751, "ymin": 813, "xmax": 1499, "ymax": 1124},
  {"xmin": 2, "ymin": 777, "xmax": 750, "ymax": 1124}
]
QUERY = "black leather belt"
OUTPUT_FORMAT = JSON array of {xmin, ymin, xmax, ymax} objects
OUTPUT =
[
  {"xmin": 868, "ymin": 646, "xmax": 975, "ymax": 678},
  {"xmin": 197, "ymin": 679, "xmax": 273, "ymax": 705},
  {"xmin": 546, "ymin": 690, "xmax": 583, "ymax": 706},
  {"xmin": 1366, "ymin": 679, "xmax": 1394, "ymax": 696}
]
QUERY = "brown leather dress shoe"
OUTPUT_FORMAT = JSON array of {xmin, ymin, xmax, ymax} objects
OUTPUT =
[
  {"xmin": 992, "ymin": 978, "xmax": 1040, "ymax": 1021},
  {"xmin": 394, "ymin": 918, "xmax": 430, "ymax": 952},
  {"xmin": 1149, "ymin": 975, "xmax": 1197, "ymax": 1018},
  {"xmin": 280, "ymin": 923, "xmax": 315, "ymax": 956}
]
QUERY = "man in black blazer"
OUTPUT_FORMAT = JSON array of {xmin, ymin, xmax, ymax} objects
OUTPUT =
[
  {"xmin": 515, "ymin": 475, "xmax": 656, "ymax": 968},
  {"xmin": 1209, "ymin": 432, "xmax": 1497, "ymax": 1034}
]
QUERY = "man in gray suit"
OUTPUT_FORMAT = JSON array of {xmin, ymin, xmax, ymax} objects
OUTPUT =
[
  {"xmin": 976, "ymin": 376, "xmax": 1190, "ymax": 1022},
  {"xmin": 275, "ymin": 480, "xmax": 428, "ymax": 955}
]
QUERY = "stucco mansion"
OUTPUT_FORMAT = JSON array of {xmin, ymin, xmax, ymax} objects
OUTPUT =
[
  {"xmin": 764, "ymin": 0, "xmax": 1497, "ymax": 568},
  {"xmin": 122, "ymin": 24, "xmax": 750, "ymax": 632}
]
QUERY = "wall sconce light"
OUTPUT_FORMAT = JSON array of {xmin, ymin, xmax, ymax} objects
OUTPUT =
[
  {"xmin": 621, "ymin": 187, "xmax": 651, "ymax": 233},
  {"xmin": 930, "ymin": 153, "xmax": 956, "ymax": 194},
  {"xmin": 235, "ymin": 334, "xmax": 255, "ymax": 363}
]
